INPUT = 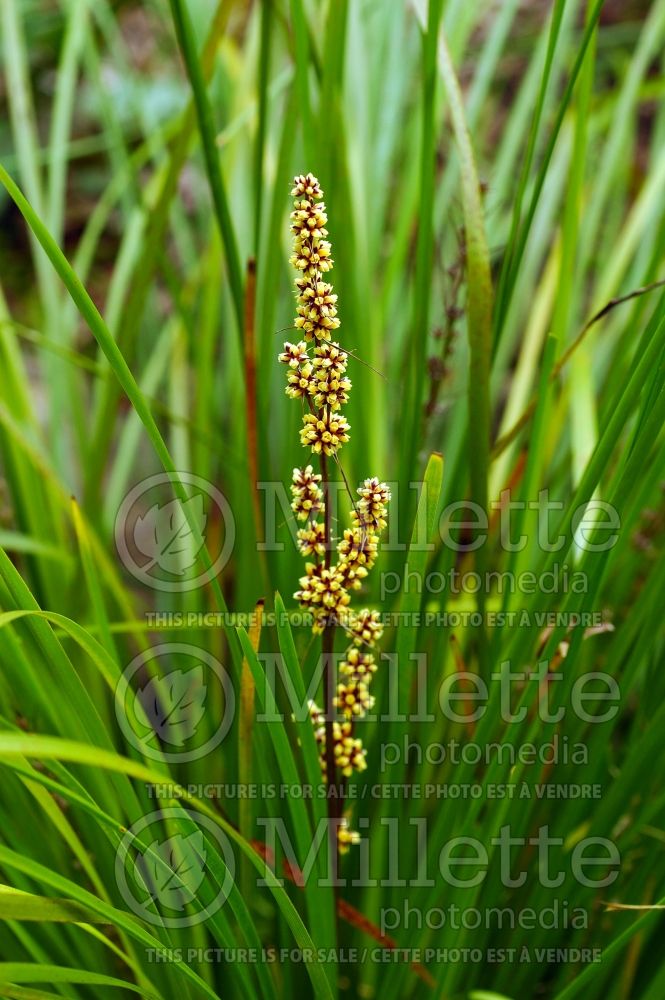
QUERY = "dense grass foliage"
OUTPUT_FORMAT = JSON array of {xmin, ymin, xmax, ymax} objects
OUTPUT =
[{"xmin": 0, "ymin": 1, "xmax": 664, "ymax": 998}]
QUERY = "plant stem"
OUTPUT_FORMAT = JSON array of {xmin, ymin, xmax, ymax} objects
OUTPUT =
[{"xmin": 319, "ymin": 450, "xmax": 340, "ymax": 868}]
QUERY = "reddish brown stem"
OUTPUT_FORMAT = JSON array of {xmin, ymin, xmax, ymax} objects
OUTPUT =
[{"xmin": 319, "ymin": 450, "xmax": 340, "ymax": 871}]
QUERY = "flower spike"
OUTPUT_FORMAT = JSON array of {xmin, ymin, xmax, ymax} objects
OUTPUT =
[{"xmin": 279, "ymin": 173, "xmax": 390, "ymax": 851}]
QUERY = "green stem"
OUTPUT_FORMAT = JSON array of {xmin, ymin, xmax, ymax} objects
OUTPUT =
[{"xmin": 168, "ymin": 0, "xmax": 244, "ymax": 339}]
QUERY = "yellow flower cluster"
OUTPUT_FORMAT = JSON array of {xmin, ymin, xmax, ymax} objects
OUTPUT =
[
  {"xmin": 333, "ymin": 609, "xmax": 382, "ymax": 722},
  {"xmin": 280, "ymin": 174, "xmax": 391, "ymax": 854},
  {"xmin": 307, "ymin": 609, "xmax": 383, "ymax": 769},
  {"xmin": 290, "ymin": 174, "xmax": 336, "ymax": 311},
  {"xmin": 300, "ymin": 411, "xmax": 350, "ymax": 456},
  {"xmin": 347, "ymin": 607, "xmax": 384, "ymax": 647},
  {"xmin": 295, "ymin": 562, "xmax": 350, "ymax": 626},
  {"xmin": 290, "ymin": 465, "xmax": 324, "ymax": 521},
  {"xmin": 334, "ymin": 676, "xmax": 374, "ymax": 719},
  {"xmin": 340, "ymin": 647, "xmax": 377, "ymax": 681},
  {"xmin": 337, "ymin": 818, "xmax": 361, "ymax": 855},
  {"xmin": 306, "ymin": 600, "xmax": 384, "ymax": 851},
  {"xmin": 309, "ymin": 702, "xmax": 367, "ymax": 777},
  {"xmin": 280, "ymin": 341, "xmax": 351, "ymax": 410},
  {"xmin": 296, "ymin": 521, "xmax": 326, "ymax": 558},
  {"xmin": 337, "ymin": 526, "xmax": 378, "ymax": 590},
  {"xmin": 292, "ymin": 480, "xmax": 389, "ymax": 635},
  {"xmin": 355, "ymin": 477, "xmax": 391, "ymax": 532},
  {"xmin": 279, "ymin": 173, "xmax": 350, "ymax": 458}
]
